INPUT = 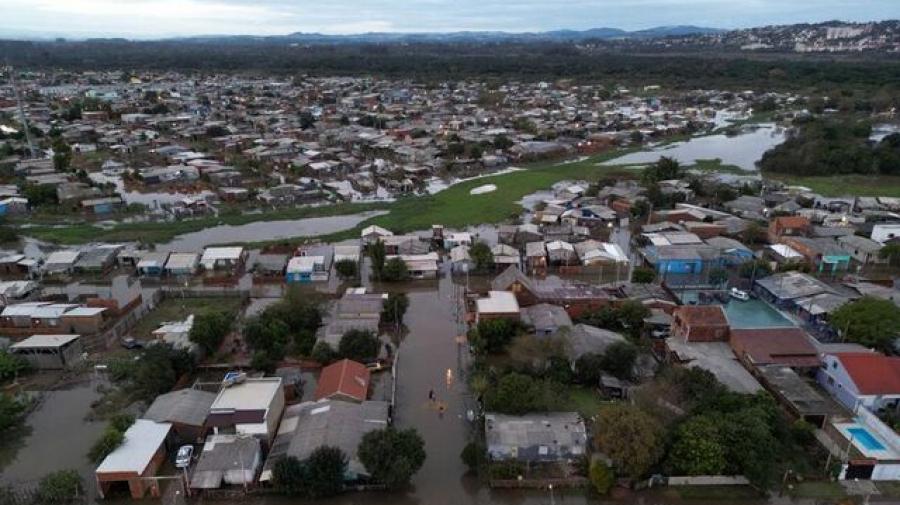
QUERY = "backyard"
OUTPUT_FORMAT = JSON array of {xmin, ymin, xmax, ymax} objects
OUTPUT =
[{"xmin": 130, "ymin": 296, "xmax": 244, "ymax": 342}]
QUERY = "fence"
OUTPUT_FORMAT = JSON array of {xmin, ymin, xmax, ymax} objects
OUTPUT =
[{"xmin": 489, "ymin": 477, "xmax": 589, "ymax": 489}]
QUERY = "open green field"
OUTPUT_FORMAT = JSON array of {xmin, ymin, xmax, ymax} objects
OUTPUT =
[
  {"xmin": 767, "ymin": 173, "xmax": 900, "ymax": 197},
  {"xmin": 130, "ymin": 296, "xmax": 243, "ymax": 341}
]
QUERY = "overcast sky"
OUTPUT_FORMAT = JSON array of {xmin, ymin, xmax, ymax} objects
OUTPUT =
[{"xmin": 1, "ymin": 0, "xmax": 898, "ymax": 38}]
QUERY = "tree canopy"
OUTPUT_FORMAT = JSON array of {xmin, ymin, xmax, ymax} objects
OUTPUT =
[
  {"xmin": 338, "ymin": 330, "xmax": 381, "ymax": 362},
  {"xmin": 593, "ymin": 404, "xmax": 665, "ymax": 479},
  {"xmin": 830, "ymin": 296, "xmax": 900, "ymax": 351},
  {"xmin": 358, "ymin": 428, "xmax": 426, "ymax": 489}
]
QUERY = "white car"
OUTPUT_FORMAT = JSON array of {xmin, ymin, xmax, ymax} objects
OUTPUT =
[
  {"xmin": 730, "ymin": 287, "xmax": 750, "ymax": 301},
  {"xmin": 175, "ymin": 445, "xmax": 194, "ymax": 469}
]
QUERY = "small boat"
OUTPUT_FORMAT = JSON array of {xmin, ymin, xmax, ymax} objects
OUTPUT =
[{"xmin": 730, "ymin": 287, "xmax": 750, "ymax": 301}]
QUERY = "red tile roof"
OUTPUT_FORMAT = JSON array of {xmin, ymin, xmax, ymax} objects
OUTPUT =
[
  {"xmin": 773, "ymin": 216, "xmax": 810, "ymax": 229},
  {"xmin": 834, "ymin": 353, "xmax": 900, "ymax": 395},
  {"xmin": 674, "ymin": 305, "xmax": 728, "ymax": 327},
  {"xmin": 729, "ymin": 328, "xmax": 821, "ymax": 368},
  {"xmin": 314, "ymin": 359, "xmax": 370, "ymax": 402}
]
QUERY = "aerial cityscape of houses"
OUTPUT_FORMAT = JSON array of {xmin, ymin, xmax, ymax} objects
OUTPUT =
[{"xmin": 1, "ymin": 65, "xmax": 900, "ymax": 505}]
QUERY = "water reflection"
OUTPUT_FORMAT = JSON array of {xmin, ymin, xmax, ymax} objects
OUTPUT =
[{"xmin": 602, "ymin": 125, "xmax": 785, "ymax": 171}]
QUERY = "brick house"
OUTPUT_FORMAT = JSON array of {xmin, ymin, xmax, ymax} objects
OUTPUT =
[{"xmin": 671, "ymin": 305, "xmax": 729, "ymax": 342}]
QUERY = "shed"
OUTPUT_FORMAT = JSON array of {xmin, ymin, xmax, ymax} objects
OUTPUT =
[
  {"xmin": 10, "ymin": 334, "xmax": 83, "ymax": 369},
  {"xmin": 96, "ymin": 420, "xmax": 172, "ymax": 499}
]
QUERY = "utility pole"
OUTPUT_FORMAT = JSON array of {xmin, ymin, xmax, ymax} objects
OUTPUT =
[{"xmin": 7, "ymin": 65, "xmax": 38, "ymax": 158}]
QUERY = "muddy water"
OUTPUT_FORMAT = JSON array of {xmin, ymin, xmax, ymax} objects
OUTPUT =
[
  {"xmin": 156, "ymin": 211, "xmax": 388, "ymax": 252},
  {"xmin": 0, "ymin": 380, "xmax": 107, "ymax": 497},
  {"xmin": 602, "ymin": 125, "xmax": 785, "ymax": 171}
]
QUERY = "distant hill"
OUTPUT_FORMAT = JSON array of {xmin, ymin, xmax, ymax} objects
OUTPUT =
[{"xmin": 168, "ymin": 25, "xmax": 723, "ymax": 45}]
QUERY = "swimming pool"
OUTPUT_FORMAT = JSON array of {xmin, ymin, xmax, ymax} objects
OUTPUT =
[
  {"xmin": 848, "ymin": 427, "xmax": 887, "ymax": 451},
  {"xmin": 724, "ymin": 299, "xmax": 794, "ymax": 329}
]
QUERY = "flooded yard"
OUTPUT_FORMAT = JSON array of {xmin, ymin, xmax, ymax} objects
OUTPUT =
[
  {"xmin": 0, "ymin": 380, "xmax": 107, "ymax": 498},
  {"xmin": 603, "ymin": 124, "xmax": 786, "ymax": 171},
  {"xmin": 156, "ymin": 210, "xmax": 388, "ymax": 251}
]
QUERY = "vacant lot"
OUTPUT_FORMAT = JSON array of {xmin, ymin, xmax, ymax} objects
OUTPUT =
[
  {"xmin": 130, "ymin": 296, "xmax": 243, "ymax": 341},
  {"xmin": 767, "ymin": 173, "xmax": 900, "ymax": 197}
]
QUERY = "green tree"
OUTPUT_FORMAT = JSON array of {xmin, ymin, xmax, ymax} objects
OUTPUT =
[
  {"xmin": 742, "ymin": 221, "xmax": 766, "ymax": 246},
  {"xmin": 189, "ymin": 310, "xmax": 233, "ymax": 355},
  {"xmin": 589, "ymin": 459, "xmax": 615, "ymax": 495},
  {"xmin": 666, "ymin": 416, "xmax": 727, "ymax": 476},
  {"xmin": 334, "ymin": 259, "xmax": 358, "ymax": 280},
  {"xmin": 708, "ymin": 268, "xmax": 729, "ymax": 286},
  {"xmin": 739, "ymin": 259, "xmax": 772, "ymax": 280},
  {"xmin": 593, "ymin": 404, "xmax": 664, "ymax": 479},
  {"xmin": 369, "ymin": 240, "xmax": 387, "ymax": 280},
  {"xmin": 36, "ymin": 470, "xmax": 82, "ymax": 504},
  {"xmin": 631, "ymin": 267, "xmax": 656, "ymax": 284},
  {"xmin": 130, "ymin": 345, "xmax": 195, "ymax": 401},
  {"xmin": 381, "ymin": 293, "xmax": 409, "ymax": 326},
  {"xmin": 574, "ymin": 353, "xmax": 605, "ymax": 385},
  {"xmin": 273, "ymin": 456, "xmax": 306, "ymax": 496},
  {"xmin": 831, "ymin": 296, "xmax": 900, "ymax": 350},
  {"xmin": 358, "ymin": 428, "xmax": 426, "ymax": 489},
  {"xmin": 468, "ymin": 318, "xmax": 520, "ymax": 354},
  {"xmin": 0, "ymin": 351, "xmax": 30, "ymax": 382},
  {"xmin": 599, "ymin": 341, "xmax": 638, "ymax": 380},
  {"xmin": 88, "ymin": 427, "xmax": 125, "ymax": 463},
  {"xmin": 461, "ymin": 441, "xmax": 486, "ymax": 472},
  {"xmin": 642, "ymin": 156, "xmax": 682, "ymax": 185},
  {"xmin": 381, "ymin": 257, "xmax": 409, "ymax": 282},
  {"xmin": 879, "ymin": 244, "xmax": 900, "ymax": 266},
  {"xmin": 304, "ymin": 446, "xmax": 347, "ymax": 498},
  {"xmin": 469, "ymin": 241, "xmax": 494, "ymax": 273},
  {"xmin": 338, "ymin": 330, "xmax": 380, "ymax": 362},
  {"xmin": 482, "ymin": 372, "xmax": 564, "ymax": 414},
  {"xmin": 493, "ymin": 134, "xmax": 513, "ymax": 150},
  {"xmin": 311, "ymin": 341, "xmax": 337, "ymax": 365},
  {"xmin": 0, "ymin": 394, "xmax": 25, "ymax": 432},
  {"xmin": 243, "ymin": 316, "xmax": 291, "ymax": 360}
]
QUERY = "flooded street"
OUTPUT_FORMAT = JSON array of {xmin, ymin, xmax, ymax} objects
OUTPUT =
[
  {"xmin": 602, "ymin": 125, "xmax": 785, "ymax": 170},
  {"xmin": 0, "ymin": 380, "xmax": 107, "ymax": 497},
  {"xmin": 156, "ymin": 210, "xmax": 388, "ymax": 251}
]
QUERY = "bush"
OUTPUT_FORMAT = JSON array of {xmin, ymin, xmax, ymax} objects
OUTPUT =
[
  {"xmin": 589, "ymin": 460, "xmax": 615, "ymax": 495},
  {"xmin": 790, "ymin": 419, "xmax": 816, "ymax": 448},
  {"xmin": 631, "ymin": 267, "xmax": 656, "ymax": 284},
  {"xmin": 311, "ymin": 341, "xmax": 337, "ymax": 365},
  {"xmin": 89, "ymin": 427, "xmax": 125, "ymax": 463},
  {"xmin": 36, "ymin": 470, "xmax": 82, "ymax": 504},
  {"xmin": 482, "ymin": 372, "xmax": 565, "ymax": 415},
  {"xmin": 468, "ymin": 319, "xmax": 521, "ymax": 354},
  {"xmin": 488, "ymin": 461, "xmax": 525, "ymax": 480},
  {"xmin": 189, "ymin": 310, "xmax": 233, "ymax": 355},
  {"xmin": 0, "ymin": 351, "xmax": 30, "ymax": 382},
  {"xmin": 0, "ymin": 394, "xmax": 26, "ymax": 433},
  {"xmin": 599, "ymin": 341, "xmax": 638, "ymax": 381},
  {"xmin": 460, "ymin": 441, "xmax": 486, "ymax": 472},
  {"xmin": 334, "ymin": 259, "xmax": 358, "ymax": 280}
]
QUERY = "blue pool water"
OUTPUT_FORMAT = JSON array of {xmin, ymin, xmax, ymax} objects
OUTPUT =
[
  {"xmin": 724, "ymin": 299, "xmax": 793, "ymax": 329},
  {"xmin": 848, "ymin": 427, "xmax": 887, "ymax": 451}
]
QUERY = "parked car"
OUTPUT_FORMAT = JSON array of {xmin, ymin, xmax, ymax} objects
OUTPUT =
[
  {"xmin": 121, "ymin": 337, "xmax": 144, "ymax": 350},
  {"xmin": 175, "ymin": 445, "xmax": 194, "ymax": 468}
]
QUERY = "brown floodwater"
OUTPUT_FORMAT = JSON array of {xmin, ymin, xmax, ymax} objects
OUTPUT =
[{"xmin": 0, "ymin": 379, "xmax": 107, "ymax": 498}]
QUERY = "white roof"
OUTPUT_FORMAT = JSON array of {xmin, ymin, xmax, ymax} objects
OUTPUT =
[
  {"xmin": 44, "ymin": 250, "xmax": 80, "ymax": 265},
  {"xmin": 287, "ymin": 256, "xmax": 323, "ymax": 273},
  {"xmin": 201, "ymin": 247, "xmax": 244, "ymax": 262},
  {"xmin": 769, "ymin": 244, "xmax": 803, "ymax": 259},
  {"xmin": 96, "ymin": 420, "xmax": 172, "ymax": 475},
  {"xmin": 211, "ymin": 378, "xmax": 282, "ymax": 412},
  {"xmin": 11, "ymin": 334, "xmax": 80, "ymax": 349},
  {"xmin": 166, "ymin": 253, "xmax": 199, "ymax": 270},
  {"xmin": 362, "ymin": 225, "xmax": 392, "ymax": 238},
  {"xmin": 476, "ymin": 291, "xmax": 520, "ymax": 315},
  {"xmin": 1, "ymin": 302, "xmax": 51, "ymax": 317},
  {"xmin": 546, "ymin": 240, "xmax": 575, "ymax": 252},
  {"xmin": 64, "ymin": 307, "xmax": 107, "ymax": 317}
]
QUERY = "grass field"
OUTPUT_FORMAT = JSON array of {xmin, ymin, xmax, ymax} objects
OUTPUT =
[
  {"xmin": 565, "ymin": 387, "xmax": 609, "ymax": 420},
  {"xmin": 767, "ymin": 173, "xmax": 900, "ymax": 197},
  {"xmin": 130, "ymin": 296, "xmax": 243, "ymax": 341}
]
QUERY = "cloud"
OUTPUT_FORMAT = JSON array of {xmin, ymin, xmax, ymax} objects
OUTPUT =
[{"xmin": 0, "ymin": 0, "xmax": 897, "ymax": 38}]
